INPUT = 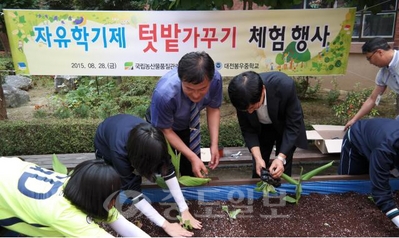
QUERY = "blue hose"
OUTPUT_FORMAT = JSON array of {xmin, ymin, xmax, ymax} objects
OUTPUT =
[{"xmin": 142, "ymin": 179, "xmax": 399, "ymax": 203}]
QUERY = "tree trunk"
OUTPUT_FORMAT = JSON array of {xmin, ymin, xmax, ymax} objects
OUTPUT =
[
  {"xmin": 0, "ymin": 23, "xmax": 11, "ymax": 54},
  {"xmin": 248, "ymin": 0, "xmax": 253, "ymax": 10},
  {"xmin": 0, "ymin": 83, "xmax": 8, "ymax": 120}
]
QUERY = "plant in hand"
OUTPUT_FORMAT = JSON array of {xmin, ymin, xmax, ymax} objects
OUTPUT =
[
  {"xmin": 176, "ymin": 215, "xmax": 193, "ymax": 230},
  {"xmin": 255, "ymin": 167, "xmax": 281, "ymax": 197},
  {"xmin": 156, "ymin": 141, "xmax": 211, "ymax": 188},
  {"xmin": 281, "ymin": 161, "xmax": 334, "ymax": 204}
]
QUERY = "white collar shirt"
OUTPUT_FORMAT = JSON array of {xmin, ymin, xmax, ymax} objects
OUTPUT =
[{"xmin": 256, "ymin": 88, "xmax": 272, "ymax": 124}]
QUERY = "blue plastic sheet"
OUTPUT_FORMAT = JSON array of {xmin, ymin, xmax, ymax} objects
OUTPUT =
[{"xmin": 142, "ymin": 179, "xmax": 399, "ymax": 203}]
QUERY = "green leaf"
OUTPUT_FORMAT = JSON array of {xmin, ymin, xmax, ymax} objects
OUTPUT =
[
  {"xmin": 295, "ymin": 184, "xmax": 302, "ymax": 204},
  {"xmin": 183, "ymin": 220, "xmax": 193, "ymax": 230},
  {"xmin": 301, "ymin": 161, "xmax": 334, "ymax": 181},
  {"xmin": 176, "ymin": 215, "xmax": 193, "ymax": 230},
  {"xmin": 155, "ymin": 177, "xmax": 168, "ymax": 189},
  {"xmin": 254, "ymin": 181, "xmax": 266, "ymax": 192},
  {"xmin": 367, "ymin": 195, "xmax": 375, "ymax": 203},
  {"xmin": 281, "ymin": 173, "xmax": 299, "ymax": 185},
  {"xmin": 178, "ymin": 176, "xmax": 211, "ymax": 186},
  {"xmin": 221, "ymin": 205, "xmax": 229, "ymax": 213},
  {"xmin": 176, "ymin": 215, "xmax": 182, "ymax": 223},
  {"xmin": 283, "ymin": 195, "xmax": 297, "ymax": 203},
  {"xmin": 52, "ymin": 154, "xmax": 67, "ymax": 175},
  {"xmin": 166, "ymin": 140, "xmax": 180, "ymax": 178},
  {"xmin": 266, "ymin": 184, "xmax": 277, "ymax": 194},
  {"xmin": 229, "ymin": 209, "xmax": 241, "ymax": 219}
]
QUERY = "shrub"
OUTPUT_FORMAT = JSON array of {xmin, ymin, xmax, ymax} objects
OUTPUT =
[
  {"xmin": 293, "ymin": 76, "xmax": 321, "ymax": 99},
  {"xmin": 326, "ymin": 78, "xmax": 340, "ymax": 106},
  {"xmin": 0, "ymin": 119, "xmax": 101, "ymax": 156},
  {"xmin": 201, "ymin": 118, "xmax": 244, "ymax": 148},
  {"xmin": 332, "ymin": 85, "xmax": 379, "ymax": 124},
  {"xmin": 33, "ymin": 109, "xmax": 48, "ymax": 119}
]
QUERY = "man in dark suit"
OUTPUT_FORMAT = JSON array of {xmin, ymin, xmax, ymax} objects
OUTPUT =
[{"xmin": 228, "ymin": 71, "xmax": 308, "ymax": 178}]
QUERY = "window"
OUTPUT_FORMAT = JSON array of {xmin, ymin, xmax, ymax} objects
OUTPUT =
[
  {"xmin": 352, "ymin": 0, "xmax": 397, "ymax": 41},
  {"xmin": 292, "ymin": 0, "xmax": 398, "ymax": 41}
]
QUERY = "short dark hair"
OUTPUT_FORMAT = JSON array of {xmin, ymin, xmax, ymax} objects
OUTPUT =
[
  {"xmin": 228, "ymin": 71, "xmax": 263, "ymax": 111},
  {"xmin": 178, "ymin": 51, "xmax": 215, "ymax": 84},
  {"xmin": 126, "ymin": 123, "xmax": 170, "ymax": 182},
  {"xmin": 64, "ymin": 160, "xmax": 121, "ymax": 221},
  {"xmin": 362, "ymin": 37, "xmax": 391, "ymax": 53}
]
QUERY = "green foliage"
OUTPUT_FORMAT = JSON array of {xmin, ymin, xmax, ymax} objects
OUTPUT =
[
  {"xmin": 151, "ymin": 0, "xmax": 233, "ymax": 10},
  {"xmin": 73, "ymin": 0, "xmax": 146, "ymax": 10},
  {"xmin": 293, "ymin": 76, "xmax": 321, "ymax": 99},
  {"xmin": 96, "ymin": 101, "xmax": 120, "ymax": 120},
  {"xmin": 281, "ymin": 161, "xmax": 334, "ymax": 204},
  {"xmin": 0, "ymin": 55, "xmax": 13, "ymax": 71},
  {"xmin": 332, "ymin": 84, "xmax": 379, "ymax": 124},
  {"xmin": 72, "ymin": 104, "xmax": 90, "ymax": 118},
  {"xmin": 156, "ymin": 141, "xmax": 211, "ymax": 188},
  {"xmin": 53, "ymin": 105, "xmax": 72, "ymax": 119},
  {"xmin": 0, "ymin": 119, "xmax": 100, "ymax": 156},
  {"xmin": 201, "ymin": 118, "xmax": 244, "ymax": 147},
  {"xmin": 221, "ymin": 205, "xmax": 241, "ymax": 220},
  {"xmin": 52, "ymin": 154, "xmax": 68, "ymax": 175},
  {"xmin": 254, "ymin": 181, "xmax": 277, "ymax": 197},
  {"xmin": 42, "ymin": 0, "xmax": 74, "ymax": 10},
  {"xmin": 0, "ymin": 0, "xmax": 39, "ymax": 35},
  {"xmin": 31, "ymin": 75, "xmax": 53, "ymax": 87},
  {"xmin": 47, "ymin": 76, "xmax": 156, "ymax": 120},
  {"xmin": 326, "ymin": 78, "xmax": 340, "ymax": 106},
  {"xmin": 33, "ymin": 108, "xmax": 48, "ymax": 119},
  {"xmin": 176, "ymin": 215, "xmax": 193, "ymax": 230}
]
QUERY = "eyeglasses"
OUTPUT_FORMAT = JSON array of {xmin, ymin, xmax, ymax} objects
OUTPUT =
[{"xmin": 366, "ymin": 50, "xmax": 378, "ymax": 61}]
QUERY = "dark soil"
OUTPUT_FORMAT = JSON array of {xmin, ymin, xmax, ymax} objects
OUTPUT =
[{"xmin": 103, "ymin": 191, "xmax": 399, "ymax": 237}]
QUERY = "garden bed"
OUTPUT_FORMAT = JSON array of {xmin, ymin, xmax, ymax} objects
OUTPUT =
[{"xmin": 103, "ymin": 179, "xmax": 399, "ymax": 237}]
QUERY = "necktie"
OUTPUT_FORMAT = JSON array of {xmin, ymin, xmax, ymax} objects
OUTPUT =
[{"xmin": 189, "ymin": 102, "xmax": 201, "ymax": 157}]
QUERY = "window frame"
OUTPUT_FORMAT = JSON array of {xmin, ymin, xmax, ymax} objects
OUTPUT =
[{"xmin": 295, "ymin": 0, "xmax": 398, "ymax": 42}]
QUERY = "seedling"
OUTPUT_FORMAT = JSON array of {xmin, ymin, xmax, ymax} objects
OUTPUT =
[
  {"xmin": 255, "ymin": 167, "xmax": 280, "ymax": 197},
  {"xmin": 176, "ymin": 215, "xmax": 193, "ymax": 230},
  {"xmin": 156, "ymin": 140, "xmax": 211, "ymax": 188},
  {"xmin": 281, "ymin": 161, "xmax": 334, "ymax": 204},
  {"xmin": 221, "ymin": 205, "xmax": 241, "ymax": 223},
  {"xmin": 255, "ymin": 181, "xmax": 277, "ymax": 197},
  {"xmin": 52, "ymin": 154, "xmax": 71, "ymax": 175}
]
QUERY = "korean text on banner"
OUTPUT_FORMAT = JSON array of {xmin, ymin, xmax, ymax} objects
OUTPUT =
[{"xmin": 3, "ymin": 8, "xmax": 355, "ymax": 76}]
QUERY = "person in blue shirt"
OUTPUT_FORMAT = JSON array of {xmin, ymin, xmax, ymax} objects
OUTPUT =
[
  {"xmin": 345, "ymin": 37, "xmax": 399, "ymax": 130},
  {"xmin": 339, "ymin": 118, "xmax": 399, "ymax": 228},
  {"xmin": 94, "ymin": 114, "xmax": 201, "ymax": 237},
  {"xmin": 146, "ymin": 51, "xmax": 223, "ymax": 178}
]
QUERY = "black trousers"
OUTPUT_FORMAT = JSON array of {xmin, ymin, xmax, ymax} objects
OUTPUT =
[
  {"xmin": 252, "ymin": 124, "xmax": 295, "ymax": 178},
  {"xmin": 174, "ymin": 129, "xmax": 196, "ymax": 177},
  {"xmin": 145, "ymin": 106, "xmax": 196, "ymax": 177}
]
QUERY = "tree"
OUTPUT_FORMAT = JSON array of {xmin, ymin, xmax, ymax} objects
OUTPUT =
[
  {"xmin": 73, "ymin": 0, "xmax": 146, "ymax": 10},
  {"xmin": 0, "ymin": 81, "xmax": 7, "ymax": 120},
  {"xmin": 0, "ymin": 0, "xmax": 39, "ymax": 120},
  {"xmin": 42, "ymin": 0, "xmax": 75, "ymax": 10},
  {"xmin": 0, "ymin": 0, "xmax": 39, "ymax": 53},
  {"xmin": 150, "ymin": 0, "xmax": 234, "ymax": 10}
]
